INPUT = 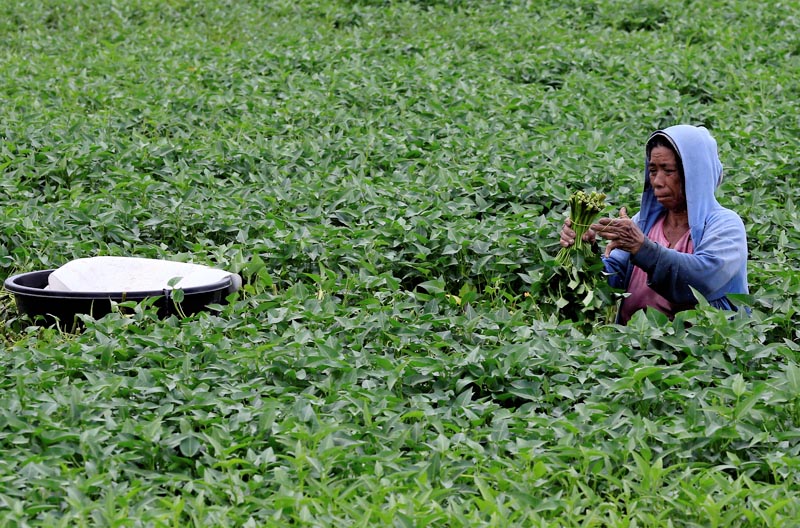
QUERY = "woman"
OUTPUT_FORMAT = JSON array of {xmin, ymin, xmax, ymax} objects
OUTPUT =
[{"xmin": 560, "ymin": 125, "xmax": 749, "ymax": 324}]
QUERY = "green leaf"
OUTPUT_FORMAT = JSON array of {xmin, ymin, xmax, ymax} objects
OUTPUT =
[{"xmin": 179, "ymin": 435, "xmax": 202, "ymax": 458}]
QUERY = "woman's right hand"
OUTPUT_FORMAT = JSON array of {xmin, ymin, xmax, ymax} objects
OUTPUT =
[{"xmin": 560, "ymin": 218, "xmax": 596, "ymax": 248}]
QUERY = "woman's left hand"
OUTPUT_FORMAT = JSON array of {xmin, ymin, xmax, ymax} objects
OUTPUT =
[{"xmin": 591, "ymin": 207, "xmax": 646, "ymax": 257}]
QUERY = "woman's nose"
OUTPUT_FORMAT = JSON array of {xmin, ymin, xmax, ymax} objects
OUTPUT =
[
  {"xmin": 651, "ymin": 170, "xmax": 664, "ymax": 186},
  {"xmin": 650, "ymin": 169, "xmax": 667, "ymax": 187}
]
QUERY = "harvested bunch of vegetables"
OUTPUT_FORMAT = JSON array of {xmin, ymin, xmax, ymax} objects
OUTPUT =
[
  {"xmin": 555, "ymin": 190, "xmax": 607, "ymax": 268},
  {"xmin": 527, "ymin": 189, "xmax": 619, "ymax": 332}
]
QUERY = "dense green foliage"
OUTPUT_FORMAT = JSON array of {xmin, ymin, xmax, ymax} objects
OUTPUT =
[{"xmin": 1, "ymin": 0, "xmax": 799, "ymax": 525}]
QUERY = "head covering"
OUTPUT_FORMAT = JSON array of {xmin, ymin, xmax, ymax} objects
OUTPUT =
[{"xmin": 639, "ymin": 125, "xmax": 724, "ymax": 245}]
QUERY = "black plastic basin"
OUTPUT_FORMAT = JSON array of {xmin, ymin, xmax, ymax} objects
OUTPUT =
[{"xmin": 4, "ymin": 269, "xmax": 238, "ymax": 326}]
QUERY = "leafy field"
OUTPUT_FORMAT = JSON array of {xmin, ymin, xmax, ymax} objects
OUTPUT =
[{"xmin": 2, "ymin": 0, "xmax": 800, "ymax": 525}]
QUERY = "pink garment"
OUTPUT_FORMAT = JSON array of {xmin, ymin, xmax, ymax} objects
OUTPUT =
[{"xmin": 619, "ymin": 215, "xmax": 694, "ymax": 324}]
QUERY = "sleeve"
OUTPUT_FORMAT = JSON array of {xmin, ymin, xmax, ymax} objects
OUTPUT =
[
  {"xmin": 629, "ymin": 211, "xmax": 747, "ymax": 304},
  {"xmin": 599, "ymin": 209, "xmax": 641, "ymax": 290},
  {"xmin": 602, "ymin": 249, "xmax": 630, "ymax": 290}
]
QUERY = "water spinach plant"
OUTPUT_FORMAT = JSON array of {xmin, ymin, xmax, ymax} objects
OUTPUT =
[
  {"xmin": 532, "ymin": 190, "xmax": 619, "ymax": 328},
  {"xmin": 555, "ymin": 190, "xmax": 607, "ymax": 269}
]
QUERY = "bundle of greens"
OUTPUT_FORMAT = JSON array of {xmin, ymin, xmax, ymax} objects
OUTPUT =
[
  {"xmin": 555, "ymin": 190, "xmax": 607, "ymax": 269},
  {"xmin": 529, "ymin": 189, "xmax": 620, "ymax": 332}
]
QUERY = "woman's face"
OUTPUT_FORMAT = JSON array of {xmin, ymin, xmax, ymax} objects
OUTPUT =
[{"xmin": 648, "ymin": 146, "xmax": 686, "ymax": 212}]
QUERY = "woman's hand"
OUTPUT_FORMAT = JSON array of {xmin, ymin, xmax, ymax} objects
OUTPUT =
[
  {"xmin": 591, "ymin": 207, "xmax": 645, "ymax": 256},
  {"xmin": 560, "ymin": 218, "xmax": 596, "ymax": 248}
]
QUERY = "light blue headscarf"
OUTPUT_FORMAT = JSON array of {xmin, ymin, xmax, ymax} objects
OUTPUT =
[{"xmin": 640, "ymin": 124, "xmax": 724, "ymax": 247}]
